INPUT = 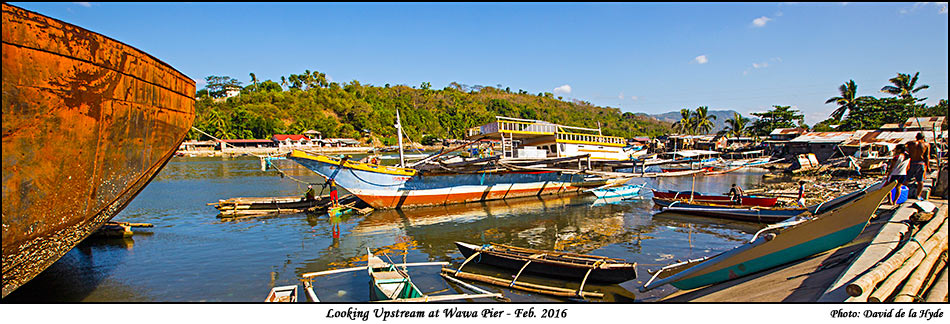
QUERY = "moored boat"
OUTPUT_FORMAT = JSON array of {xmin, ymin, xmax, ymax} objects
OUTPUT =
[
  {"xmin": 651, "ymin": 189, "xmax": 778, "ymax": 207},
  {"xmin": 454, "ymin": 242, "xmax": 637, "ymax": 284},
  {"xmin": 264, "ymin": 285, "xmax": 298, "ymax": 302},
  {"xmin": 640, "ymin": 181, "xmax": 895, "ymax": 292},
  {"xmin": 2, "ymin": 4, "xmax": 195, "ymax": 297},
  {"xmin": 287, "ymin": 116, "xmax": 634, "ymax": 209},
  {"xmin": 652, "ymin": 198, "xmax": 807, "ymax": 223},
  {"xmin": 587, "ymin": 183, "xmax": 645, "ymax": 199}
]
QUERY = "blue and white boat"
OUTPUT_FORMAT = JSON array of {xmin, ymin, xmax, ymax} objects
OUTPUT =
[{"xmin": 587, "ymin": 183, "xmax": 645, "ymax": 199}]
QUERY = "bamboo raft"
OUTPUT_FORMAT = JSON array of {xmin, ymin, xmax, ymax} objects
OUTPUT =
[
  {"xmin": 843, "ymin": 204, "xmax": 948, "ymax": 302},
  {"xmin": 211, "ymin": 194, "xmax": 372, "ymax": 218}
]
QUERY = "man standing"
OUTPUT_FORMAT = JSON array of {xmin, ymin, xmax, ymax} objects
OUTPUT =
[
  {"xmin": 728, "ymin": 184, "xmax": 743, "ymax": 205},
  {"xmin": 905, "ymin": 133, "xmax": 931, "ymax": 200}
]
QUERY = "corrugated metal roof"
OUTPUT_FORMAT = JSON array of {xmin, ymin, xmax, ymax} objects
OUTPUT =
[
  {"xmin": 903, "ymin": 116, "xmax": 945, "ymax": 128},
  {"xmin": 841, "ymin": 130, "xmax": 947, "ymax": 146},
  {"xmin": 769, "ymin": 128, "xmax": 806, "ymax": 135},
  {"xmin": 788, "ymin": 131, "xmax": 865, "ymax": 143}
]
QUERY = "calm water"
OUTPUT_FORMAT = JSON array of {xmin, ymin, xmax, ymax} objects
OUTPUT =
[{"xmin": 6, "ymin": 156, "xmax": 771, "ymax": 303}]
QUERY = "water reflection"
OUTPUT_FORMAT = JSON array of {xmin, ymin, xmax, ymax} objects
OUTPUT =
[{"xmin": 8, "ymin": 156, "xmax": 772, "ymax": 302}]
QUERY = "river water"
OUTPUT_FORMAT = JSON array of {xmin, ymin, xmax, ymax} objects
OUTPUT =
[{"xmin": 6, "ymin": 156, "xmax": 772, "ymax": 302}]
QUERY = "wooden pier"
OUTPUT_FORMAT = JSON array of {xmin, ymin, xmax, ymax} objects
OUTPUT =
[{"xmin": 660, "ymin": 197, "xmax": 948, "ymax": 302}]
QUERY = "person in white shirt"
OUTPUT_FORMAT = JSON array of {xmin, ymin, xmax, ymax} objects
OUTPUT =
[{"xmin": 886, "ymin": 144, "xmax": 909, "ymax": 204}]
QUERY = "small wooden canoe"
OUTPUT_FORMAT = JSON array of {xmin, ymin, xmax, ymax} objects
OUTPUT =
[
  {"xmin": 264, "ymin": 285, "xmax": 298, "ymax": 302},
  {"xmin": 662, "ymin": 166, "xmax": 714, "ymax": 173},
  {"xmin": 641, "ymin": 181, "xmax": 895, "ymax": 292},
  {"xmin": 652, "ymin": 189, "xmax": 778, "ymax": 207},
  {"xmin": 454, "ymin": 242, "xmax": 637, "ymax": 284},
  {"xmin": 367, "ymin": 249, "xmax": 424, "ymax": 301},
  {"xmin": 652, "ymin": 198, "xmax": 807, "ymax": 223}
]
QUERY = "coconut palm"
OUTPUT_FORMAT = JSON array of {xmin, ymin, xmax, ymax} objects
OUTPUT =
[
  {"xmin": 722, "ymin": 112, "xmax": 749, "ymax": 142},
  {"xmin": 881, "ymin": 72, "xmax": 929, "ymax": 102},
  {"xmin": 691, "ymin": 106, "xmax": 717, "ymax": 135},
  {"xmin": 825, "ymin": 80, "xmax": 872, "ymax": 121},
  {"xmin": 672, "ymin": 108, "xmax": 693, "ymax": 135}
]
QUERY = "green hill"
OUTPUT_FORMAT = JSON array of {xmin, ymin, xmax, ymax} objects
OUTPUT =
[{"xmin": 190, "ymin": 74, "xmax": 672, "ymax": 145}]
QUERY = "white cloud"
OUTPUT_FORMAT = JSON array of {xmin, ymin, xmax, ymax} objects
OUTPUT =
[
  {"xmin": 775, "ymin": 11, "xmax": 784, "ymax": 17},
  {"xmin": 553, "ymin": 84, "xmax": 572, "ymax": 95},
  {"xmin": 900, "ymin": 2, "xmax": 947, "ymax": 14},
  {"xmin": 630, "ymin": 96, "xmax": 639, "ymax": 101},
  {"xmin": 693, "ymin": 55, "xmax": 708, "ymax": 64},
  {"xmin": 618, "ymin": 92, "xmax": 624, "ymax": 100},
  {"xmin": 752, "ymin": 62, "xmax": 769, "ymax": 69},
  {"xmin": 74, "ymin": 2, "xmax": 92, "ymax": 7},
  {"xmin": 752, "ymin": 16, "xmax": 772, "ymax": 27},
  {"xmin": 771, "ymin": 57, "xmax": 783, "ymax": 62}
]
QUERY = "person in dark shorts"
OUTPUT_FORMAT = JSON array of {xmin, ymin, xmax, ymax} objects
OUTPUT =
[
  {"xmin": 905, "ymin": 133, "xmax": 931, "ymax": 200},
  {"xmin": 728, "ymin": 184, "xmax": 743, "ymax": 205}
]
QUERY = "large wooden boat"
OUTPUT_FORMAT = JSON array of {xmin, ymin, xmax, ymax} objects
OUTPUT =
[
  {"xmin": 651, "ymin": 189, "xmax": 778, "ymax": 207},
  {"xmin": 652, "ymin": 198, "xmax": 807, "ymax": 223},
  {"xmin": 287, "ymin": 116, "xmax": 634, "ymax": 209},
  {"xmin": 640, "ymin": 181, "xmax": 895, "ymax": 292},
  {"xmin": 2, "ymin": 4, "xmax": 195, "ymax": 297},
  {"xmin": 454, "ymin": 242, "xmax": 637, "ymax": 284}
]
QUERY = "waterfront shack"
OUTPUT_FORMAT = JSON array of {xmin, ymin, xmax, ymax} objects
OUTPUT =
[
  {"xmin": 762, "ymin": 128, "xmax": 806, "ymax": 156},
  {"xmin": 787, "ymin": 131, "xmax": 867, "ymax": 163}
]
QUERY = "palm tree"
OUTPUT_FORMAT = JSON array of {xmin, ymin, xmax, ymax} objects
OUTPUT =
[
  {"xmin": 691, "ymin": 106, "xmax": 717, "ymax": 135},
  {"xmin": 825, "ymin": 80, "xmax": 872, "ymax": 121},
  {"xmin": 723, "ymin": 112, "xmax": 749, "ymax": 142},
  {"xmin": 881, "ymin": 72, "xmax": 930, "ymax": 102},
  {"xmin": 672, "ymin": 108, "xmax": 693, "ymax": 135}
]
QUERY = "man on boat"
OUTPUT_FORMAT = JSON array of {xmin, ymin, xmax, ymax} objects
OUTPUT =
[
  {"xmin": 305, "ymin": 185, "xmax": 316, "ymax": 202},
  {"xmin": 796, "ymin": 180, "xmax": 807, "ymax": 208},
  {"xmin": 328, "ymin": 179, "xmax": 339, "ymax": 207},
  {"xmin": 728, "ymin": 184, "xmax": 743, "ymax": 205},
  {"xmin": 905, "ymin": 133, "xmax": 931, "ymax": 200}
]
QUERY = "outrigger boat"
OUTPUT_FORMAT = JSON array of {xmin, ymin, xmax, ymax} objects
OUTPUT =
[
  {"xmin": 586, "ymin": 183, "xmax": 646, "ymax": 199},
  {"xmin": 287, "ymin": 115, "xmax": 636, "ymax": 209},
  {"xmin": 640, "ymin": 181, "xmax": 895, "ymax": 292},
  {"xmin": 652, "ymin": 198, "xmax": 807, "ymax": 223},
  {"xmin": 651, "ymin": 189, "xmax": 778, "ymax": 207},
  {"xmin": 453, "ymin": 242, "xmax": 637, "ymax": 284},
  {"xmin": 264, "ymin": 285, "xmax": 298, "ymax": 302},
  {"xmin": 300, "ymin": 248, "xmax": 506, "ymax": 302}
]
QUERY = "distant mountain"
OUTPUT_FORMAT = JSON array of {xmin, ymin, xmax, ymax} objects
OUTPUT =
[{"xmin": 649, "ymin": 109, "xmax": 741, "ymax": 134}]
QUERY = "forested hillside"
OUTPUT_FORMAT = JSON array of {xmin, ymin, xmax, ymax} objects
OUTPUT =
[{"xmin": 189, "ymin": 72, "xmax": 672, "ymax": 145}]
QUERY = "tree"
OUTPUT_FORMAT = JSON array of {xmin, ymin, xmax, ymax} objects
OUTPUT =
[
  {"xmin": 722, "ymin": 112, "xmax": 749, "ymax": 141},
  {"xmin": 881, "ymin": 72, "xmax": 929, "ymax": 102},
  {"xmin": 203, "ymin": 75, "xmax": 242, "ymax": 98},
  {"xmin": 691, "ymin": 106, "xmax": 717, "ymax": 134},
  {"xmin": 749, "ymin": 105, "xmax": 804, "ymax": 136},
  {"xmin": 672, "ymin": 108, "xmax": 693, "ymax": 135},
  {"xmin": 825, "ymin": 80, "xmax": 872, "ymax": 121}
]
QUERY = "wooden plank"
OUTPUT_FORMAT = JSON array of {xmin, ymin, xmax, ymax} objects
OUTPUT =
[
  {"xmin": 302, "ymin": 262, "xmax": 449, "ymax": 278},
  {"xmin": 441, "ymin": 268, "xmax": 603, "ymax": 298},
  {"xmin": 378, "ymin": 293, "xmax": 504, "ymax": 303}
]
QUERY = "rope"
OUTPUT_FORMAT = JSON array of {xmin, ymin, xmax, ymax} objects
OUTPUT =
[{"xmin": 265, "ymin": 158, "xmax": 320, "ymax": 186}]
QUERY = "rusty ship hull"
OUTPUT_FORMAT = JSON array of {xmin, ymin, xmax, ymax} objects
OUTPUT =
[{"xmin": 2, "ymin": 4, "xmax": 196, "ymax": 297}]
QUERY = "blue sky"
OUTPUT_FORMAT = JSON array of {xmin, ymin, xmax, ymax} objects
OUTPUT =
[{"xmin": 11, "ymin": 2, "xmax": 949, "ymax": 125}]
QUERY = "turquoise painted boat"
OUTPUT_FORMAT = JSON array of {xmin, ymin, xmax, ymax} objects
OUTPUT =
[
  {"xmin": 640, "ymin": 181, "xmax": 895, "ymax": 292},
  {"xmin": 588, "ymin": 183, "xmax": 645, "ymax": 199},
  {"xmin": 367, "ymin": 249, "xmax": 424, "ymax": 301}
]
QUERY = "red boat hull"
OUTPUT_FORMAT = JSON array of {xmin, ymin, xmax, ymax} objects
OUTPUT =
[{"xmin": 651, "ymin": 189, "xmax": 778, "ymax": 207}]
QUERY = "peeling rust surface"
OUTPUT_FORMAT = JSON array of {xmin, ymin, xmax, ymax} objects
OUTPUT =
[{"xmin": 2, "ymin": 3, "xmax": 195, "ymax": 297}]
